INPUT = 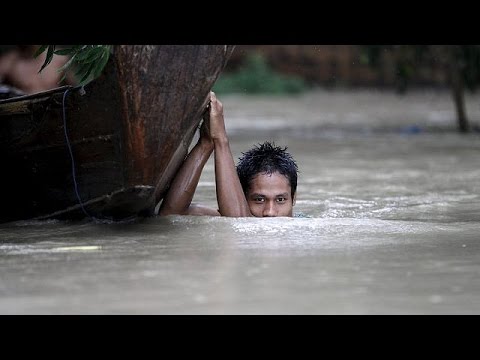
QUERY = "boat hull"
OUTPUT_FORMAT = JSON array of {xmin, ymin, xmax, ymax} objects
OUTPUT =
[{"xmin": 0, "ymin": 45, "xmax": 235, "ymax": 222}]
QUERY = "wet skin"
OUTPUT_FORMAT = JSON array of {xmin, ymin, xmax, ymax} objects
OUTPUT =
[{"xmin": 247, "ymin": 172, "xmax": 296, "ymax": 217}]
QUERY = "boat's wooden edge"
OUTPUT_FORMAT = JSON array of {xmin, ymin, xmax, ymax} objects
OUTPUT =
[
  {"xmin": 0, "ymin": 85, "xmax": 75, "ymax": 105},
  {"xmin": 33, "ymin": 185, "xmax": 156, "ymax": 221}
]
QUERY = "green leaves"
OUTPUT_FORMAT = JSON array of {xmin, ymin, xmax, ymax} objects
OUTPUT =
[
  {"xmin": 36, "ymin": 45, "xmax": 55, "ymax": 73},
  {"xmin": 35, "ymin": 45, "xmax": 113, "ymax": 86}
]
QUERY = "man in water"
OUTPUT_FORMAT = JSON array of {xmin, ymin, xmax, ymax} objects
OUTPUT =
[{"xmin": 159, "ymin": 91, "xmax": 298, "ymax": 217}]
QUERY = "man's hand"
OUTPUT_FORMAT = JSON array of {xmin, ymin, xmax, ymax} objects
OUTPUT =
[
  {"xmin": 208, "ymin": 91, "xmax": 228, "ymax": 143},
  {"xmin": 199, "ymin": 106, "xmax": 214, "ymax": 148}
]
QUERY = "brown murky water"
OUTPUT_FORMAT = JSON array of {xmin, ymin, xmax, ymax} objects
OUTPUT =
[{"xmin": 1, "ymin": 89, "xmax": 479, "ymax": 314}]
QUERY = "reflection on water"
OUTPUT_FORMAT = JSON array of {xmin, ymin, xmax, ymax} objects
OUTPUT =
[{"xmin": 1, "ymin": 89, "xmax": 480, "ymax": 314}]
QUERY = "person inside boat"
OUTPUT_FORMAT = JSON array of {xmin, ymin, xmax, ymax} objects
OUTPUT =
[
  {"xmin": 159, "ymin": 91, "xmax": 298, "ymax": 218},
  {"xmin": 0, "ymin": 45, "xmax": 75, "ymax": 96}
]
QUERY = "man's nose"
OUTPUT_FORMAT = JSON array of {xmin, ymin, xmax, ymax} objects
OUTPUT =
[{"xmin": 263, "ymin": 201, "xmax": 277, "ymax": 217}]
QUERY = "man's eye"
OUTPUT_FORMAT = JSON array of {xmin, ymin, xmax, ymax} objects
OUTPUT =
[
  {"xmin": 254, "ymin": 197, "xmax": 265, "ymax": 202},
  {"xmin": 277, "ymin": 197, "xmax": 286, "ymax": 203}
]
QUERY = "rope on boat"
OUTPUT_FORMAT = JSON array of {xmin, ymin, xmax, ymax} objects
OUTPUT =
[{"xmin": 62, "ymin": 87, "xmax": 92, "ymax": 220}]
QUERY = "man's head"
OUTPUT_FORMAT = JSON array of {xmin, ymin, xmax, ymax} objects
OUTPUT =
[{"xmin": 237, "ymin": 141, "xmax": 298, "ymax": 217}]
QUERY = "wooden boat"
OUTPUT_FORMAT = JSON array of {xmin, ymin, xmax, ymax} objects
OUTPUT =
[{"xmin": 0, "ymin": 45, "xmax": 235, "ymax": 223}]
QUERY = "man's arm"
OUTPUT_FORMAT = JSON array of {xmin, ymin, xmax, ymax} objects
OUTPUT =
[
  {"xmin": 158, "ymin": 119, "xmax": 220, "ymax": 216},
  {"xmin": 209, "ymin": 92, "xmax": 252, "ymax": 217}
]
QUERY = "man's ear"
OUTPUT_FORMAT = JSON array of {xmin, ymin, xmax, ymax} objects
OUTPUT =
[{"xmin": 292, "ymin": 192, "xmax": 296, "ymax": 206}]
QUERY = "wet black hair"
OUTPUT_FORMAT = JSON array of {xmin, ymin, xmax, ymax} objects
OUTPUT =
[{"xmin": 237, "ymin": 141, "xmax": 298, "ymax": 198}]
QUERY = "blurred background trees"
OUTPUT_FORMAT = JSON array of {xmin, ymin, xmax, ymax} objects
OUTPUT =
[
  {"xmin": 359, "ymin": 45, "xmax": 480, "ymax": 133},
  {"xmin": 216, "ymin": 45, "xmax": 480, "ymax": 133}
]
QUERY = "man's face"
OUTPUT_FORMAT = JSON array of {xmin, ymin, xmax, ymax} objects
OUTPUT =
[{"xmin": 246, "ymin": 172, "xmax": 295, "ymax": 217}]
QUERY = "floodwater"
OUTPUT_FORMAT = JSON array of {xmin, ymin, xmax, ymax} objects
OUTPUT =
[{"xmin": 1, "ymin": 88, "xmax": 480, "ymax": 314}]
